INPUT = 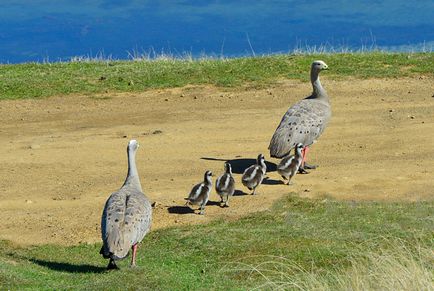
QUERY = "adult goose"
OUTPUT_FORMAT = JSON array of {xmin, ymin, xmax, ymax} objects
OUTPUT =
[
  {"xmin": 100, "ymin": 140, "xmax": 152, "ymax": 269},
  {"xmin": 269, "ymin": 60, "xmax": 331, "ymax": 172}
]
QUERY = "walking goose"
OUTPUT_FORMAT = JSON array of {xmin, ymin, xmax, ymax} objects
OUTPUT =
[
  {"xmin": 269, "ymin": 60, "xmax": 331, "ymax": 172},
  {"xmin": 100, "ymin": 140, "xmax": 152, "ymax": 269},
  {"xmin": 186, "ymin": 170, "xmax": 213, "ymax": 215},
  {"xmin": 215, "ymin": 162, "xmax": 235, "ymax": 207},
  {"xmin": 241, "ymin": 154, "xmax": 267, "ymax": 195},
  {"xmin": 277, "ymin": 143, "xmax": 303, "ymax": 185}
]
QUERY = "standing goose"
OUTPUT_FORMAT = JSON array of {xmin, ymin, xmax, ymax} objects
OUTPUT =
[
  {"xmin": 100, "ymin": 140, "xmax": 152, "ymax": 269},
  {"xmin": 269, "ymin": 60, "xmax": 331, "ymax": 172},
  {"xmin": 186, "ymin": 170, "xmax": 213, "ymax": 215},
  {"xmin": 215, "ymin": 162, "xmax": 235, "ymax": 207},
  {"xmin": 277, "ymin": 143, "xmax": 304, "ymax": 185},
  {"xmin": 242, "ymin": 154, "xmax": 267, "ymax": 195}
]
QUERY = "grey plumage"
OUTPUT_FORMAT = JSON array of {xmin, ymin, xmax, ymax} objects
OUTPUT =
[
  {"xmin": 100, "ymin": 140, "xmax": 152, "ymax": 269},
  {"xmin": 242, "ymin": 154, "xmax": 267, "ymax": 195},
  {"xmin": 269, "ymin": 60, "xmax": 331, "ymax": 160},
  {"xmin": 186, "ymin": 170, "xmax": 212, "ymax": 215},
  {"xmin": 215, "ymin": 162, "xmax": 235, "ymax": 207},
  {"xmin": 277, "ymin": 143, "xmax": 303, "ymax": 185}
]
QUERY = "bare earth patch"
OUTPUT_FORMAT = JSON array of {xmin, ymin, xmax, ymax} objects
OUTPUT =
[{"xmin": 0, "ymin": 77, "xmax": 433, "ymax": 246}]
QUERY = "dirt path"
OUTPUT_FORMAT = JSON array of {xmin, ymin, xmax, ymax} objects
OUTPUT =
[{"xmin": 0, "ymin": 77, "xmax": 433, "ymax": 246}]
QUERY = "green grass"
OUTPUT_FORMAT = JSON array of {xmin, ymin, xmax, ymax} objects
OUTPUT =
[
  {"xmin": 1, "ymin": 196, "xmax": 433, "ymax": 290},
  {"xmin": 0, "ymin": 52, "xmax": 433, "ymax": 100}
]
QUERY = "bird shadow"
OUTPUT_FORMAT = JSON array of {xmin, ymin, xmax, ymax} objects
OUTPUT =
[
  {"xmin": 30, "ymin": 258, "xmax": 106, "ymax": 273},
  {"xmin": 233, "ymin": 189, "xmax": 248, "ymax": 196},
  {"xmin": 262, "ymin": 177, "xmax": 285, "ymax": 185},
  {"xmin": 207, "ymin": 200, "xmax": 222, "ymax": 206},
  {"xmin": 201, "ymin": 157, "xmax": 277, "ymax": 174},
  {"xmin": 167, "ymin": 206, "xmax": 195, "ymax": 214}
]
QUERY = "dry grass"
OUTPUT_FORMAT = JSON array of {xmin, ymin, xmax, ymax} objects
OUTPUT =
[{"xmin": 228, "ymin": 240, "xmax": 434, "ymax": 291}]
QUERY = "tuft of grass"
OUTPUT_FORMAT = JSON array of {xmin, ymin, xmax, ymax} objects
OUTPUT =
[
  {"xmin": 231, "ymin": 240, "xmax": 434, "ymax": 290},
  {"xmin": 0, "ymin": 52, "xmax": 433, "ymax": 100},
  {"xmin": 0, "ymin": 196, "xmax": 433, "ymax": 290}
]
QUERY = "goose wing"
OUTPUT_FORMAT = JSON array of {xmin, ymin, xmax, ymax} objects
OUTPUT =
[
  {"xmin": 124, "ymin": 190, "xmax": 152, "ymax": 246},
  {"xmin": 101, "ymin": 188, "xmax": 152, "ymax": 259},
  {"xmin": 269, "ymin": 99, "xmax": 331, "ymax": 158},
  {"xmin": 101, "ymin": 190, "xmax": 131, "ymax": 260}
]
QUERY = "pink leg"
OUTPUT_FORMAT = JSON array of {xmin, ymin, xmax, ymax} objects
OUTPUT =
[
  {"xmin": 131, "ymin": 244, "xmax": 138, "ymax": 267},
  {"xmin": 302, "ymin": 146, "xmax": 310, "ymax": 167},
  {"xmin": 299, "ymin": 146, "xmax": 310, "ymax": 174}
]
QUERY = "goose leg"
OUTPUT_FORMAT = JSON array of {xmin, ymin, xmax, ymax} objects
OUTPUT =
[
  {"xmin": 107, "ymin": 258, "xmax": 119, "ymax": 270},
  {"xmin": 299, "ymin": 147, "xmax": 316, "ymax": 174},
  {"xmin": 199, "ymin": 202, "xmax": 206, "ymax": 215},
  {"xmin": 224, "ymin": 195, "xmax": 229, "ymax": 207},
  {"xmin": 130, "ymin": 244, "xmax": 138, "ymax": 267},
  {"xmin": 304, "ymin": 162, "xmax": 317, "ymax": 169},
  {"xmin": 286, "ymin": 177, "xmax": 294, "ymax": 185}
]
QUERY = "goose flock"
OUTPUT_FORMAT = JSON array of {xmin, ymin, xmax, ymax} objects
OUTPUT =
[{"xmin": 100, "ymin": 60, "xmax": 331, "ymax": 269}]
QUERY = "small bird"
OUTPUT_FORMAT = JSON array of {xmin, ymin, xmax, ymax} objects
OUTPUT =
[
  {"xmin": 269, "ymin": 60, "xmax": 331, "ymax": 173},
  {"xmin": 100, "ymin": 140, "xmax": 152, "ymax": 270},
  {"xmin": 186, "ymin": 170, "xmax": 213, "ymax": 215},
  {"xmin": 277, "ymin": 143, "xmax": 304, "ymax": 185},
  {"xmin": 242, "ymin": 154, "xmax": 267, "ymax": 195},
  {"xmin": 215, "ymin": 162, "xmax": 235, "ymax": 207}
]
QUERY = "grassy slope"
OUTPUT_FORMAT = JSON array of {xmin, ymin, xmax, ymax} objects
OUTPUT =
[
  {"xmin": 1, "ymin": 53, "xmax": 433, "ymax": 289},
  {"xmin": 1, "ymin": 196, "xmax": 433, "ymax": 290},
  {"xmin": 0, "ymin": 52, "xmax": 433, "ymax": 100}
]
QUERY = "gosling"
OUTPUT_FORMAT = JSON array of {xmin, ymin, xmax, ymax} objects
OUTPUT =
[
  {"xmin": 215, "ymin": 162, "xmax": 235, "ymax": 207},
  {"xmin": 186, "ymin": 170, "xmax": 212, "ymax": 215},
  {"xmin": 241, "ymin": 154, "xmax": 267, "ymax": 195},
  {"xmin": 277, "ymin": 143, "xmax": 303, "ymax": 185}
]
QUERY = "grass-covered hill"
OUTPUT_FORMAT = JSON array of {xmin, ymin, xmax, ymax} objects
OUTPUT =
[
  {"xmin": 1, "ymin": 196, "xmax": 433, "ymax": 290},
  {"xmin": 0, "ymin": 53, "xmax": 433, "ymax": 290},
  {"xmin": 0, "ymin": 52, "xmax": 433, "ymax": 100}
]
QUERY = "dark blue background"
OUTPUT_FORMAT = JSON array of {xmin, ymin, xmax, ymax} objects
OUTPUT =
[{"xmin": 1, "ymin": 0, "xmax": 433, "ymax": 63}]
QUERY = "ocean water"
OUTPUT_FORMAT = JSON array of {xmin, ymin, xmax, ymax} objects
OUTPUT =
[{"xmin": 0, "ymin": 0, "xmax": 433, "ymax": 63}]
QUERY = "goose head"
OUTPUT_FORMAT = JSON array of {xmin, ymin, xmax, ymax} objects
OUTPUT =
[
  {"xmin": 295, "ymin": 143, "xmax": 304, "ymax": 153},
  {"xmin": 311, "ymin": 60, "xmax": 329, "ymax": 72},
  {"xmin": 204, "ymin": 170, "xmax": 213, "ymax": 183},
  {"xmin": 224, "ymin": 162, "xmax": 232, "ymax": 175},
  {"xmin": 128, "ymin": 139, "xmax": 139, "ymax": 151}
]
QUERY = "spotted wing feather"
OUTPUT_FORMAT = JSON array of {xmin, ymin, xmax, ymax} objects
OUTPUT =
[
  {"xmin": 101, "ymin": 187, "xmax": 152, "ymax": 260},
  {"xmin": 269, "ymin": 98, "xmax": 331, "ymax": 158}
]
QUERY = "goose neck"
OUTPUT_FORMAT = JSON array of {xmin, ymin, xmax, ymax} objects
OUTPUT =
[
  {"xmin": 259, "ymin": 159, "xmax": 267, "ymax": 172},
  {"xmin": 123, "ymin": 148, "xmax": 142, "ymax": 191},
  {"xmin": 311, "ymin": 70, "xmax": 328, "ymax": 99},
  {"xmin": 295, "ymin": 147, "xmax": 303, "ymax": 157},
  {"xmin": 204, "ymin": 175, "xmax": 212, "ymax": 186}
]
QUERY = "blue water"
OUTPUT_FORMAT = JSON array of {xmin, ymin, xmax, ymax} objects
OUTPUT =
[{"xmin": 1, "ymin": 0, "xmax": 433, "ymax": 63}]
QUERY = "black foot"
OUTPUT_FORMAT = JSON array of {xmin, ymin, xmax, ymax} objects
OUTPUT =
[
  {"xmin": 107, "ymin": 259, "xmax": 119, "ymax": 270},
  {"xmin": 304, "ymin": 162, "xmax": 317, "ymax": 170},
  {"xmin": 298, "ymin": 167, "xmax": 310, "ymax": 174}
]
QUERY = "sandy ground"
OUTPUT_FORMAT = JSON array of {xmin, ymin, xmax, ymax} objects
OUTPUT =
[{"xmin": 0, "ymin": 77, "xmax": 433, "ymax": 246}]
